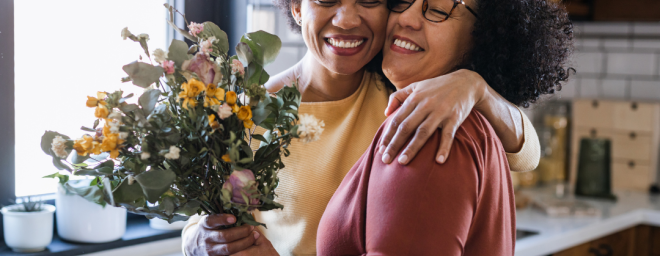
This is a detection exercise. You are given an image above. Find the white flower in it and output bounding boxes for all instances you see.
[108,119,121,134]
[121,27,132,40]
[200,36,216,55]
[108,110,122,121]
[297,114,325,144]
[137,33,150,41]
[141,152,151,160]
[127,174,135,185]
[118,132,129,140]
[212,103,233,120]
[51,136,69,158]
[164,146,180,160]
[153,48,168,64]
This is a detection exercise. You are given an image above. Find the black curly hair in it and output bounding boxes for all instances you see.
[272,0,574,107]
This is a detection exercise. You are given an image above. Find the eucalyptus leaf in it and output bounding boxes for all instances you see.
[122,61,164,88]
[135,168,176,203]
[71,154,90,165]
[64,180,105,206]
[53,157,72,172]
[240,30,282,66]
[43,172,69,185]
[113,180,144,204]
[139,89,162,116]
[175,201,201,216]
[120,104,139,113]
[235,42,254,66]
[202,22,229,54]
[158,196,176,216]
[168,39,190,68]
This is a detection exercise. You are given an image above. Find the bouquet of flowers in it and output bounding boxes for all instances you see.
[40,4,321,226]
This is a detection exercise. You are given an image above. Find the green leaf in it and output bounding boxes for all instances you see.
[235,42,254,66]
[43,172,69,184]
[65,180,105,205]
[120,104,139,113]
[168,39,190,68]
[246,63,270,87]
[102,177,115,206]
[240,31,282,66]
[139,89,161,116]
[175,201,201,216]
[202,22,229,54]
[53,157,72,172]
[135,168,176,203]
[251,134,268,143]
[158,196,176,216]
[122,61,164,88]
[71,153,90,165]
[112,180,144,204]
[80,126,96,132]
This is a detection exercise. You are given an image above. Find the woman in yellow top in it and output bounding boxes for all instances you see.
[182,0,542,255]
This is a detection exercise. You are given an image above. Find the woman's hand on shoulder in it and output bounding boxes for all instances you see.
[379,69,487,165]
[184,214,259,256]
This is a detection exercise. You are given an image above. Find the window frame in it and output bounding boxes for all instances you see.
[0,0,16,241]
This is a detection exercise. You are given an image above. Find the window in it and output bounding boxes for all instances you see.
[14,0,168,197]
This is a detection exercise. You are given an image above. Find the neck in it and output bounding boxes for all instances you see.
[295,52,365,102]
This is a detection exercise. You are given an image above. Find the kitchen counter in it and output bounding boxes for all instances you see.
[515,186,660,256]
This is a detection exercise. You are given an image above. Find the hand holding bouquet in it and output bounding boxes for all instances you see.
[40,4,322,227]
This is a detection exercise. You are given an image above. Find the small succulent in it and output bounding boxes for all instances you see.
[7,196,44,212]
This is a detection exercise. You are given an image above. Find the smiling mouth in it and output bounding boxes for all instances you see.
[393,38,424,52]
[326,38,366,49]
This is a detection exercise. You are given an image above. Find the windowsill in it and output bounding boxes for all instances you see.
[0,216,181,256]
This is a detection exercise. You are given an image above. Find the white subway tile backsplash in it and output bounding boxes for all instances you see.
[602,39,631,50]
[575,52,604,75]
[607,53,656,76]
[633,22,660,36]
[580,78,600,98]
[632,39,660,50]
[582,22,632,36]
[630,80,660,100]
[600,79,627,99]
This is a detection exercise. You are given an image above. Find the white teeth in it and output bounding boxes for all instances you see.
[394,38,422,51]
[327,38,365,49]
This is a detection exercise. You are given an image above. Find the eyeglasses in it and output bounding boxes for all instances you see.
[387,0,479,23]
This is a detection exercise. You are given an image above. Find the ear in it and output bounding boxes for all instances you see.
[290,0,302,23]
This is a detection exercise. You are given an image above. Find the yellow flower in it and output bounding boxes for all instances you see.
[231,104,239,113]
[86,92,107,108]
[178,78,206,110]
[101,133,124,159]
[225,91,237,105]
[204,84,225,107]
[208,115,221,130]
[236,106,252,121]
[73,135,95,156]
[221,154,231,162]
[243,119,254,129]
[95,106,110,119]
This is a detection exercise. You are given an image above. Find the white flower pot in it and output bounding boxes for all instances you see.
[149,218,187,230]
[1,204,55,253]
[56,185,127,243]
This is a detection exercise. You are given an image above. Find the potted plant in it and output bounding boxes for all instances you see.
[1,197,56,252]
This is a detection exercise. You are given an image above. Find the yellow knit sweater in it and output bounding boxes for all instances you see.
[182,72,540,256]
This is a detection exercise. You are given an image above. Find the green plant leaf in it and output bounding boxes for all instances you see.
[71,154,90,165]
[168,39,190,68]
[246,63,270,87]
[202,22,229,54]
[240,31,282,66]
[43,172,69,184]
[175,201,201,216]
[235,42,254,66]
[158,196,176,216]
[65,180,105,205]
[112,180,144,204]
[135,168,176,203]
[139,89,161,116]
[53,157,72,172]
[122,61,164,88]
[102,177,115,206]
[120,104,139,113]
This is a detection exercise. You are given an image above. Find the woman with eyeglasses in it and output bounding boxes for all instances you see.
[180,0,566,254]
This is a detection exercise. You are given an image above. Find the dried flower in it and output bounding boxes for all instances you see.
[182,53,222,86]
[121,27,132,40]
[163,60,175,75]
[153,48,168,64]
[164,146,180,160]
[223,169,260,206]
[127,175,136,185]
[51,136,68,158]
[101,134,123,159]
[200,36,216,55]
[188,22,204,37]
[222,154,231,162]
[137,33,149,41]
[108,110,122,121]
[208,115,221,130]
[225,91,237,105]
[204,83,225,107]
[178,78,206,109]
[95,106,110,119]
[236,106,252,121]
[298,114,325,144]
[118,132,129,140]
[141,152,151,160]
[231,59,245,76]
[213,103,233,120]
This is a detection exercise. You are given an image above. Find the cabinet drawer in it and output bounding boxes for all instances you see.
[612,132,653,161]
[613,101,658,132]
[612,160,651,191]
[554,227,635,256]
[573,100,614,128]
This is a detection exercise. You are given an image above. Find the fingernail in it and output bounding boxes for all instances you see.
[250,225,255,231]
[398,154,408,165]
[227,216,236,224]
[379,145,385,154]
[437,155,445,164]
[382,153,391,164]
[254,231,260,239]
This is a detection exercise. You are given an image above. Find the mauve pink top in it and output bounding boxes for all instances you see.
[317,111,516,256]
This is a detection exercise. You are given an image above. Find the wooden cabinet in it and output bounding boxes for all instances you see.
[553,225,660,256]
[570,100,660,192]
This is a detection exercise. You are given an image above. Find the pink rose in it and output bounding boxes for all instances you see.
[231,59,245,76]
[182,53,222,85]
[188,22,204,37]
[222,169,260,206]
[162,60,175,74]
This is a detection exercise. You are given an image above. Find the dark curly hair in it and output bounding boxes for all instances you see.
[273,0,574,107]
